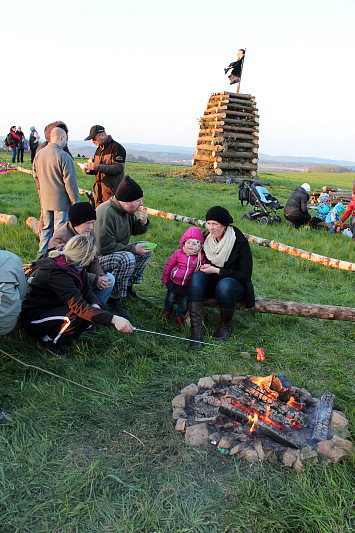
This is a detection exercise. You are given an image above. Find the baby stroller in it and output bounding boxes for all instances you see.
[238,180,283,225]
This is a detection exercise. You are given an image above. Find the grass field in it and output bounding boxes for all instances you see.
[0,154,354,533]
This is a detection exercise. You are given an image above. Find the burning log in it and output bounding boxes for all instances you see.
[26,216,39,235]
[0,213,17,224]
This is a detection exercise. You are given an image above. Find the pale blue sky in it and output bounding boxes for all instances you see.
[2,0,355,160]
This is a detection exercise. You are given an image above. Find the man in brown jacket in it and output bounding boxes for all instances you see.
[48,202,114,306]
[82,125,126,206]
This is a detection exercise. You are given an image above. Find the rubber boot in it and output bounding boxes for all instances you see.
[213,308,235,340]
[188,302,204,350]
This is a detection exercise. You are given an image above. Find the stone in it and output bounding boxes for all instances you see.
[253,441,265,461]
[298,388,313,403]
[293,455,304,471]
[266,451,278,464]
[240,351,251,358]
[218,435,236,450]
[331,435,353,453]
[221,374,233,383]
[315,439,348,463]
[333,427,351,439]
[180,383,199,396]
[208,431,222,445]
[230,441,249,455]
[282,449,299,467]
[232,376,244,385]
[175,418,186,432]
[172,407,187,420]
[300,446,318,464]
[171,394,190,408]
[330,411,349,429]
[241,448,259,463]
[197,377,216,390]
[212,374,222,383]
[185,423,210,446]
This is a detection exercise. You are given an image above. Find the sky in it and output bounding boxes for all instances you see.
[2,0,355,161]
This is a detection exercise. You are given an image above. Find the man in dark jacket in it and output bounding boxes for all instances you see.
[284,183,312,228]
[29,126,40,163]
[82,125,126,206]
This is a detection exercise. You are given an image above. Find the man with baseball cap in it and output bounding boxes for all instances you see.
[94,176,154,318]
[82,125,126,206]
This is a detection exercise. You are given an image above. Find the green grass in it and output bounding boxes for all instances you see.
[0,154,354,532]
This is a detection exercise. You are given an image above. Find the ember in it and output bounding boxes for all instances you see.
[172,374,353,469]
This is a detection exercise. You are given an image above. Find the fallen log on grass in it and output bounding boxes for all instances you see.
[0,213,17,224]
[205,298,355,322]
[26,217,40,235]
[142,207,355,272]
[9,164,33,175]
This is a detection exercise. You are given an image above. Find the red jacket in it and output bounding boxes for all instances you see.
[9,131,20,147]
[341,196,355,223]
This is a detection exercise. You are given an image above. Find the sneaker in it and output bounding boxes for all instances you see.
[36,339,67,358]
[127,286,148,302]
[111,299,131,319]
[176,316,185,327]
[85,324,97,334]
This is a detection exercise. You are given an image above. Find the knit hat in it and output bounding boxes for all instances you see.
[319,193,329,203]
[68,202,96,228]
[30,126,35,132]
[334,203,345,213]
[301,183,311,192]
[205,206,233,227]
[115,176,143,202]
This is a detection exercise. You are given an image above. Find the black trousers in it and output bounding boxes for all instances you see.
[17,148,24,163]
[30,147,37,163]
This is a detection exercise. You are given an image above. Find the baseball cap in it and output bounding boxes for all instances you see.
[84,125,105,141]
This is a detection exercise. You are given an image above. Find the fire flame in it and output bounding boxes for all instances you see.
[287,396,303,411]
[248,412,259,432]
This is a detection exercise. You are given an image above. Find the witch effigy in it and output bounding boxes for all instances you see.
[224,49,245,94]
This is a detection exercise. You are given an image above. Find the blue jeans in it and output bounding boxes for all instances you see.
[92,272,115,305]
[164,290,188,317]
[188,271,244,310]
[39,210,68,256]
[11,146,18,163]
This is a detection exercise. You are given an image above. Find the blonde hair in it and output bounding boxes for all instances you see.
[49,233,96,267]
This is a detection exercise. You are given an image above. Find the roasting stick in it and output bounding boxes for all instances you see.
[133,327,235,349]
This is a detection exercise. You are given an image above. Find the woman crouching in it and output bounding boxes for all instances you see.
[21,234,133,357]
[188,206,255,349]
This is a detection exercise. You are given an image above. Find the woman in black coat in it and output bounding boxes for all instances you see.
[188,206,255,350]
[21,233,133,357]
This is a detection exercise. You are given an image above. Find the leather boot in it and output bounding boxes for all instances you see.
[188,302,204,350]
[213,308,235,340]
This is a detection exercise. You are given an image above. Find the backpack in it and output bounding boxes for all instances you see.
[4,133,12,147]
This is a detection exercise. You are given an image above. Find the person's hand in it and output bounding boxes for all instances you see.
[96,275,111,290]
[136,207,148,225]
[87,162,99,172]
[111,315,134,333]
[200,264,220,275]
[81,166,89,174]
[135,243,152,256]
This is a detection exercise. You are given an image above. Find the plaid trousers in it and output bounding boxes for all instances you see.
[98,244,153,297]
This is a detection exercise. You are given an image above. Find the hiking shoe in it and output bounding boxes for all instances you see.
[175,316,185,327]
[111,299,131,319]
[162,310,171,320]
[127,286,148,302]
[37,339,67,359]
[0,405,9,424]
[85,324,97,334]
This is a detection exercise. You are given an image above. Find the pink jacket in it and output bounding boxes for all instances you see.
[341,196,355,223]
[162,227,206,287]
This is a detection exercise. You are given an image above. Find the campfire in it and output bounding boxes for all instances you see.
[172,374,353,469]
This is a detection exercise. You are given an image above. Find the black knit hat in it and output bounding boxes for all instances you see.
[205,206,233,227]
[68,202,96,227]
[115,176,143,202]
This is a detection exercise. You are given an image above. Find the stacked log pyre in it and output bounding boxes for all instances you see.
[193,91,259,183]
[310,187,352,207]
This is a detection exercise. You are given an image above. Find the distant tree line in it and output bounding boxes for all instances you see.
[310,165,353,173]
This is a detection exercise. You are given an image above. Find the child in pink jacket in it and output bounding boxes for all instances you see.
[162,227,206,326]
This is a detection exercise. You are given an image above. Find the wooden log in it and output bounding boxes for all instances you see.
[9,165,33,175]
[205,298,355,322]
[211,92,255,101]
[0,213,17,224]
[215,156,258,164]
[214,168,257,177]
[142,206,206,227]
[217,105,259,115]
[193,153,215,162]
[214,161,258,170]
[196,144,224,151]
[224,110,259,119]
[226,142,259,150]
[197,136,224,143]
[208,97,257,108]
[212,150,257,159]
[244,233,355,272]
[203,113,227,119]
[212,132,259,141]
[26,216,40,235]
[208,127,258,137]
